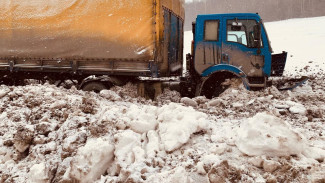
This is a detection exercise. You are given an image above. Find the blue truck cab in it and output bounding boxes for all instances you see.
[184,13,287,98]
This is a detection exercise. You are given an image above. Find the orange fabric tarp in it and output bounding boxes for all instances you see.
[0,0,156,60]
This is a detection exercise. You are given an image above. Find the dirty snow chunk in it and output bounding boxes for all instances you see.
[180,97,198,107]
[208,98,226,107]
[146,167,192,183]
[263,160,280,173]
[146,130,160,159]
[209,143,227,155]
[303,146,325,162]
[157,103,208,152]
[285,101,307,115]
[114,130,142,166]
[248,157,264,168]
[289,105,307,115]
[274,104,290,109]
[29,163,51,183]
[14,125,34,153]
[0,146,14,164]
[232,102,243,108]
[201,154,221,167]
[69,137,114,183]
[126,105,158,134]
[132,146,145,163]
[236,112,306,156]
[50,100,67,109]
[0,89,8,98]
[100,90,121,101]
[196,162,206,175]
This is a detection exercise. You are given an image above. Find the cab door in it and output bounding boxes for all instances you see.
[194,17,223,74]
[221,16,265,77]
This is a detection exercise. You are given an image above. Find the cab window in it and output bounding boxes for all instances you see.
[226,19,262,48]
[204,20,219,41]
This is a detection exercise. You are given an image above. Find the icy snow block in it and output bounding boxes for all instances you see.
[126,105,158,134]
[114,130,142,165]
[69,137,114,183]
[236,112,306,157]
[100,90,121,101]
[180,97,198,107]
[157,103,208,152]
[29,163,51,183]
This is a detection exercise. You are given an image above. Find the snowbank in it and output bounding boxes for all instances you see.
[157,103,209,152]
[236,112,306,156]
[69,137,114,183]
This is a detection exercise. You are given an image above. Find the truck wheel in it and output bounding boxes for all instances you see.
[201,72,235,99]
[81,82,108,93]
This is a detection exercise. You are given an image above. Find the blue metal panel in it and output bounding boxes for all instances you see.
[169,14,179,65]
[201,64,245,77]
[164,10,182,75]
[195,13,273,77]
[260,24,272,76]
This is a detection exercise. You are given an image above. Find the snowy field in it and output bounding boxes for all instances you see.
[1,17,325,183]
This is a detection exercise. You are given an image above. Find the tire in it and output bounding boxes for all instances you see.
[211,83,229,98]
[201,72,236,99]
[81,81,108,93]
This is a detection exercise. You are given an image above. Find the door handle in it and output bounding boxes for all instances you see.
[222,53,229,62]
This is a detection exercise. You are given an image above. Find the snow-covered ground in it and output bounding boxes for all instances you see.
[1,17,325,183]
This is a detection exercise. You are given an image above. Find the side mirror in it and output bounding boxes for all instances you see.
[253,24,262,48]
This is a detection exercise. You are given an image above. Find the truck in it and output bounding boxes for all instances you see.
[0,0,287,99]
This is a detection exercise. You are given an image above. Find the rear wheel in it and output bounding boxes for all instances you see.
[81,81,109,93]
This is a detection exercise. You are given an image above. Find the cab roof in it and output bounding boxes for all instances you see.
[197,13,261,20]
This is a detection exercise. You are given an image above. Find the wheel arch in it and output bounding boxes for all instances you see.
[199,65,250,98]
[201,64,250,90]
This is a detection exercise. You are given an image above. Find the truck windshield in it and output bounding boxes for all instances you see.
[227,19,262,48]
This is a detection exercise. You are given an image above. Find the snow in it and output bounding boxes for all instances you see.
[236,112,306,157]
[0,16,325,183]
[158,103,209,152]
[265,16,325,74]
[28,163,51,183]
[69,137,114,183]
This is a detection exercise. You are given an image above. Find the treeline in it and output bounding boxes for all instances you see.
[185,0,325,30]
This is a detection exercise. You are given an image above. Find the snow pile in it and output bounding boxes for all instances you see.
[0,78,324,182]
[69,137,114,183]
[124,105,158,133]
[236,112,306,156]
[157,103,208,152]
[113,130,142,166]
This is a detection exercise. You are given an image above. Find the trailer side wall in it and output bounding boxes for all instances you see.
[0,0,155,60]
[0,0,184,78]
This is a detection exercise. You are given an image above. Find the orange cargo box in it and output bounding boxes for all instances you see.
[0,0,184,76]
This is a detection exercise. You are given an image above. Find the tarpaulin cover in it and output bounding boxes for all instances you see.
[0,0,156,60]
